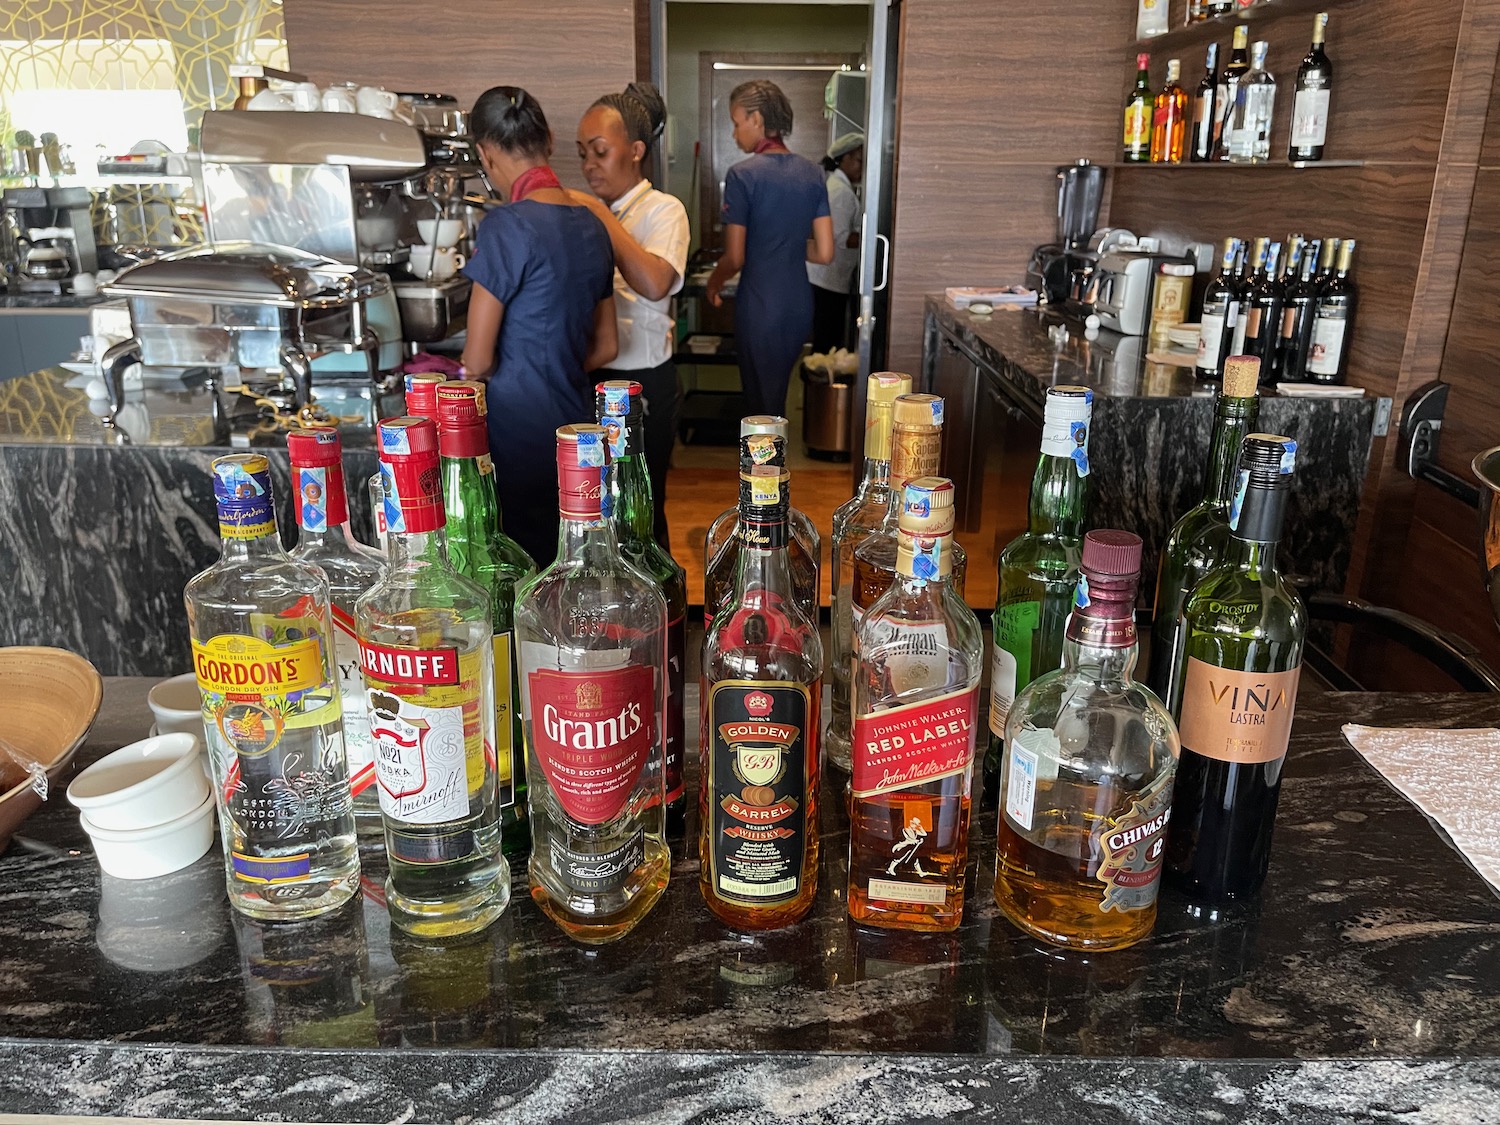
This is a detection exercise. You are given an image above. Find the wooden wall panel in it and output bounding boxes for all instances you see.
[282,0,636,189]
[1436,167,1500,474]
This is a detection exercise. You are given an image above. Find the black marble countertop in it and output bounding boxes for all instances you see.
[1,683,1497,1122]
[0,291,108,310]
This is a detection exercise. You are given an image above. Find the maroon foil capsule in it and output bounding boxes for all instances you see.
[556,424,610,521]
[1070,529,1143,648]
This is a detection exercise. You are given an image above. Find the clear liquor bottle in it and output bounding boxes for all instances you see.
[995,531,1180,952]
[1166,435,1306,905]
[517,424,670,944]
[368,373,446,553]
[185,453,360,920]
[1228,40,1276,164]
[827,370,913,775]
[701,431,823,930]
[435,382,536,853]
[287,427,386,837]
[356,416,509,938]
[704,415,821,629]
[596,379,689,834]
[981,385,1092,801]
[1146,356,1260,717]
[848,477,983,932]
[1214,25,1251,160]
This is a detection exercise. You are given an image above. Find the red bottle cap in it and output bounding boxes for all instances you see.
[404,372,447,419]
[1071,529,1142,647]
[435,382,490,459]
[1137,52,1150,69]
[286,426,350,529]
[556,424,609,521]
[286,425,343,468]
[378,416,445,535]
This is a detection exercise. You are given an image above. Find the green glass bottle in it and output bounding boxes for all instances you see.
[434,383,536,853]
[982,385,1092,803]
[1166,434,1306,906]
[1146,355,1260,718]
[597,379,689,834]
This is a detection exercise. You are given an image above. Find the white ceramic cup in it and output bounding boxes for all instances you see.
[356,85,399,119]
[321,84,357,113]
[409,244,464,281]
[80,789,216,880]
[148,672,204,740]
[67,732,210,832]
[288,82,322,112]
[416,218,464,249]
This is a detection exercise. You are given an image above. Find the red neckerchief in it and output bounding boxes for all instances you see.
[510,165,563,202]
[753,137,789,155]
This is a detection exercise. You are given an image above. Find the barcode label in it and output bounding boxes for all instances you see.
[1005,745,1039,832]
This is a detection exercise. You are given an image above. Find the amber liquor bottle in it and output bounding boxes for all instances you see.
[848,477,983,932]
[700,431,823,930]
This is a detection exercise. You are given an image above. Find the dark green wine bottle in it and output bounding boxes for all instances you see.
[436,383,537,853]
[1147,355,1261,717]
[1165,433,1306,905]
[597,380,689,835]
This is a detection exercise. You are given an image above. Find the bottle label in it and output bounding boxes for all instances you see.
[1179,657,1301,764]
[1096,771,1172,912]
[494,631,518,809]
[213,459,277,541]
[989,599,1039,735]
[1123,104,1149,148]
[890,428,942,485]
[552,828,645,895]
[365,647,485,825]
[1244,306,1263,340]
[294,465,349,531]
[1004,742,1038,831]
[1291,87,1330,147]
[706,681,813,907]
[851,684,979,799]
[1307,312,1347,376]
[1197,310,1225,368]
[665,613,687,804]
[387,825,477,866]
[1040,418,1090,476]
[330,607,374,796]
[527,665,656,825]
[1280,305,1299,341]
[193,633,326,702]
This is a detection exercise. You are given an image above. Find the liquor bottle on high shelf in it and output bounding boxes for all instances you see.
[1150,59,1188,164]
[596,380,688,834]
[1189,43,1220,163]
[186,454,361,920]
[1230,237,1266,356]
[435,383,536,852]
[1241,240,1283,380]
[1166,435,1305,905]
[1187,0,1208,22]
[848,477,983,932]
[1208,0,1233,14]
[1146,356,1261,716]
[517,425,670,943]
[1214,26,1251,161]
[994,531,1180,952]
[1306,239,1357,385]
[1228,41,1276,164]
[1123,54,1153,164]
[701,431,822,930]
[357,417,508,938]
[369,372,446,553]
[1289,12,1333,163]
[1195,237,1243,380]
[287,427,385,838]
[704,415,821,629]
[1277,238,1323,382]
[827,371,913,775]
[981,386,1092,802]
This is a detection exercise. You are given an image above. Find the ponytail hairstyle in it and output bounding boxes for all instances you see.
[729,79,793,138]
[593,81,666,157]
[471,85,552,158]
[820,154,838,173]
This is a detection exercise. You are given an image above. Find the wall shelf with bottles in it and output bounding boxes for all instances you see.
[1134,0,1358,52]
[1108,158,1363,169]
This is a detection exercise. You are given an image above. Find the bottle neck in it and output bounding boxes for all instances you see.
[1204,397,1259,504]
[1028,452,1086,537]
[1061,633,1138,685]
[856,454,890,499]
[1229,480,1288,577]
[293,521,363,555]
[386,525,452,570]
[220,524,288,563]
[609,415,656,548]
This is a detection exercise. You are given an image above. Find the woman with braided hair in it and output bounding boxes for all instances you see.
[705,79,836,417]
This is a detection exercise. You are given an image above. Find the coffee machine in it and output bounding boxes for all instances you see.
[1,185,99,293]
[1026,159,1105,305]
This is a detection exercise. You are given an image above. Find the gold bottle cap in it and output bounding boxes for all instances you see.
[1221,356,1260,397]
[896,476,956,579]
[892,393,944,430]
[866,397,896,462]
[867,371,912,406]
[890,394,945,489]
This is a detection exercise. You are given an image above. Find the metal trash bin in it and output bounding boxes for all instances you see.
[801,362,851,459]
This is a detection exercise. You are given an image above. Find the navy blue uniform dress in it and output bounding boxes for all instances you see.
[463,200,614,566]
[722,152,831,417]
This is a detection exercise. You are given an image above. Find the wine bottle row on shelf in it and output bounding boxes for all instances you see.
[182,365,1307,954]
[1125,13,1333,165]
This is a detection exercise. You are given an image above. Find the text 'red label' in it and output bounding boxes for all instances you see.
[359,641,460,686]
[528,665,656,825]
[851,685,980,800]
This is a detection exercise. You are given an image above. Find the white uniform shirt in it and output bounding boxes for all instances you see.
[806,167,861,294]
[609,180,690,371]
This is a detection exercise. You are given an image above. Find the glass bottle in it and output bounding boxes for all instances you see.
[1195,237,1242,379]
[368,372,446,553]
[827,371,913,774]
[1307,239,1357,385]
[995,530,1180,952]
[1277,238,1323,382]
[517,424,670,944]
[1228,41,1276,164]
[1188,43,1220,163]
[1166,435,1305,905]
[435,382,536,852]
[1214,25,1250,161]
[287,427,386,838]
[848,477,983,932]
[1123,53,1152,163]
[185,453,360,920]
[356,417,509,938]
[704,415,822,629]
[1289,12,1333,162]
[596,379,689,834]
[701,431,823,930]
[1230,237,1265,356]
[1150,59,1188,164]
[1241,240,1283,380]
[982,385,1092,801]
[1146,356,1261,716]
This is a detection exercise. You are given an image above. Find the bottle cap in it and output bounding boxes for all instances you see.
[1041,386,1093,475]
[1233,24,1248,45]
[1222,356,1261,398]
[889,393,945,489]
[287,427,349,531]
[1137,52,1150,69]
[286,425,342,468]
[1081,528,1142,578]
[556,424,610,521]
[741,415,789,439]
[1166,59,1180,79]
[435,382,490,459]
[868,371,912,405]
[1229,434,1297,538]
[897,476,956,581]
[1068,529,1142,646]
[403,372,446,419]
[210,453,277,541]
[378,416,445,535]
[892,392,944,429]
[595,379,643,418]
[1239,433,1297,483]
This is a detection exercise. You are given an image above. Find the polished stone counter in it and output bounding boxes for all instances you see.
[0,683,1496,1122]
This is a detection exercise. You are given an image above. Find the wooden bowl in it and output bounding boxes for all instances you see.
[0,647,104,851]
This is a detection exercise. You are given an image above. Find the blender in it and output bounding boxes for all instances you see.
[1026,159,1105,305]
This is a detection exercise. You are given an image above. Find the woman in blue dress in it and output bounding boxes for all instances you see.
[705,80,835,418]
[461,86,618,565]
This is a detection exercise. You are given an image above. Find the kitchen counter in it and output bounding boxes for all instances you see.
[1,683,1497,1122]
[0,291,109,310]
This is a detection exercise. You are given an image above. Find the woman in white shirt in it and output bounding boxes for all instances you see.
[807,132,864,353]
[574,83,690,547]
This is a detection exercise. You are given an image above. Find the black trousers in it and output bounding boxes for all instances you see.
[811,283,853,353]
[598,358,679,549]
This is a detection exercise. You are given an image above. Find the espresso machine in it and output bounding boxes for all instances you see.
[1026,159,1105,305]
[1,185,99,294]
